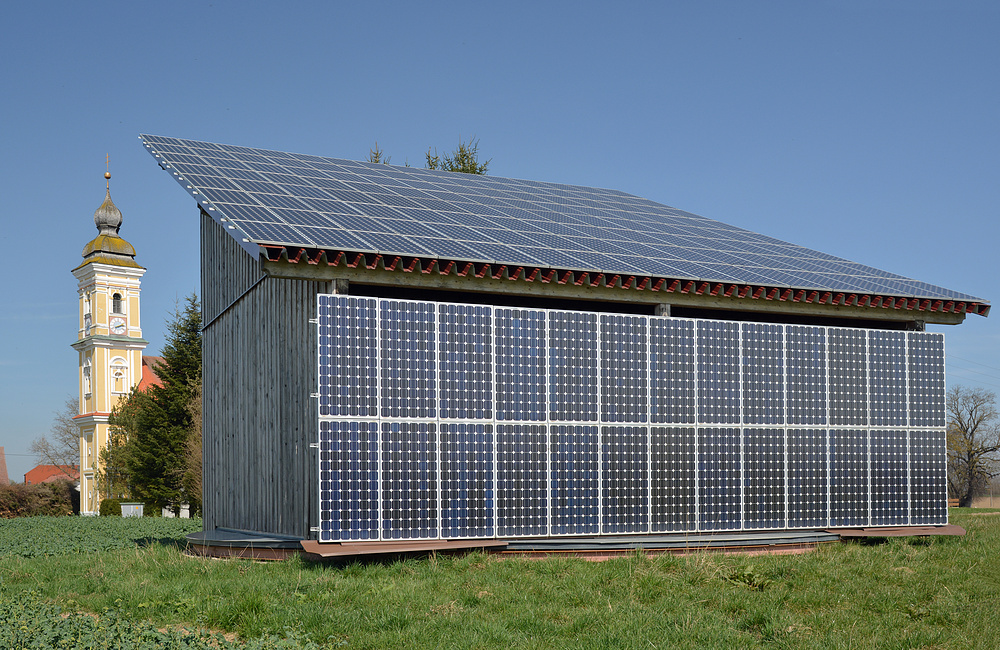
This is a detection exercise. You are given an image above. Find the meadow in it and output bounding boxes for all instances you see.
[0,511,998,649]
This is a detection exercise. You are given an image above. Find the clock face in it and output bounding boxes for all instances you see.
[110,317,126,335]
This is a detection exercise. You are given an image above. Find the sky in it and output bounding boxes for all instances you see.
[1,1,997,482]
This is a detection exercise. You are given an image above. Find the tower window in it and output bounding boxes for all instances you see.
[112,292,124,314]
[111,357,128,394]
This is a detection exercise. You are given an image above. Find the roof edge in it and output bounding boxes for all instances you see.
[258,245,989,320]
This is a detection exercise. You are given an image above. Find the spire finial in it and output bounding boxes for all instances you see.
[105,154,111,189]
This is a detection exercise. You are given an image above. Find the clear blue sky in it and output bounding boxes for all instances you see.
[1,1,997,482]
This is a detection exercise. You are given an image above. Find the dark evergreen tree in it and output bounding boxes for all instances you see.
[102,294,202,511]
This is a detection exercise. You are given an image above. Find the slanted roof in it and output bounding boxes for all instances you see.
[140,135,988,319]
[24,465,80,484]
[137,355,164,392]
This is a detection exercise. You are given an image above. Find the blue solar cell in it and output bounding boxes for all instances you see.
[870,429,908,526]
[381,421,438,539]
[317,296,378,417]
[550,425,600,535]
[650,427,696,532]
[495,309,546,422]
[830,429,869,527]
[785,326,827,425]
[869,331,907,426]
[497,424,548,536]
[908,333,946,427]
[787,429,828,528]
[438,304,492,419]
[743,428,785,529]
[910,429,948,525]
[440,423,494,538]
[600,314,647,423]
[601,426,649,533]
[698,427,742,531]
[319,421,379,541]
[548,311,598,421]
[829,329,868,426]
[742,324,784,426]
[697,321,740,424]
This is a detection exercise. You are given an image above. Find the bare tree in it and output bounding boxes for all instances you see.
[947,385,1000,507]
[29,395,80,474]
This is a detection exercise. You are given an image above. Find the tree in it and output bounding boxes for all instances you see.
[366,138,491,174]
[101,294,202,511]
[425,137,490,175]
[947,385,1000,507]
[30,395,80,472]
[367,141,390,165]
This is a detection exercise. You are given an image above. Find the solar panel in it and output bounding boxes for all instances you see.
[316,295,949,541]
[141,134,985,302]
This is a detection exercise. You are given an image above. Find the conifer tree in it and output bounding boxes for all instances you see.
[101,294,202,511]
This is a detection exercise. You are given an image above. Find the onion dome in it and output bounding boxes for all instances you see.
[76,173,143,270]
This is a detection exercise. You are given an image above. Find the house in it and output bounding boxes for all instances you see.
[24,465,80,485]
[141,134,988,550]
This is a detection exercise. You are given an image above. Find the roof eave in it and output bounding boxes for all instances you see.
[257,245,986,324]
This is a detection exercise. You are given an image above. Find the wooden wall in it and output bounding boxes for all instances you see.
[201,213,329,538]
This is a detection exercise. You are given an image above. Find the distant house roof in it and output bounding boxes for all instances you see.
[24,465,80,485]
[141,134,989,319]
[138,355,164,392]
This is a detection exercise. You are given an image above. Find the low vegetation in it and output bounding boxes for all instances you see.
[0,511,998,648]
[0,481,77,518]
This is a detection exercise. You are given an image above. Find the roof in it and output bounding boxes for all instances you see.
[140,134,989,318]
[137,355,164,392]
[24,465,80,484]
[75,186,143,271]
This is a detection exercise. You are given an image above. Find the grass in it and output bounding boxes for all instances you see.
[1,511,998,648]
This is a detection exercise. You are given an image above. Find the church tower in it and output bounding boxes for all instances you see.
[72,172,148,515]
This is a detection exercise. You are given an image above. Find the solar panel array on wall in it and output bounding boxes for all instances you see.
[316,295,948,542]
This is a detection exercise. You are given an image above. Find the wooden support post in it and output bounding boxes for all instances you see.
[333,279,349,295]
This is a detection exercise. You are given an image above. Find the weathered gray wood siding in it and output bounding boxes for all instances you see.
[201,213,328,538]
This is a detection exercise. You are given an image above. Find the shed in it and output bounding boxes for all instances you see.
[141,135,988,547]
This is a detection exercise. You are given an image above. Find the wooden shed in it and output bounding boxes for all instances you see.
[141,135,988,549]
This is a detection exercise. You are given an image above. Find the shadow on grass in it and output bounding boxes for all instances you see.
[133,536,193,550]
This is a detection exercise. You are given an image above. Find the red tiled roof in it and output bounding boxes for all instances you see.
[262,247,992,318]
[138,355,165,392]
[24,465,80,484]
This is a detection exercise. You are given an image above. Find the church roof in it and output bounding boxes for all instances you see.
[76,179,142,271]
[140,134,989,318]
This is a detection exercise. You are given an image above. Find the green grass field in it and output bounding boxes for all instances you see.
[1,511,998,649]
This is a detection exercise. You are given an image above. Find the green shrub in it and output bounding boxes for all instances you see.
[99,498,123,517]
[0,481,76,518]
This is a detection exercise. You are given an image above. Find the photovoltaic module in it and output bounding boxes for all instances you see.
[316,294,948,542]
[139,134,984,303]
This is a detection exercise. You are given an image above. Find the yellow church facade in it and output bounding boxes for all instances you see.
[72,175,150,515]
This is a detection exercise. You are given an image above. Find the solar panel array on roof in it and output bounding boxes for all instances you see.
[141,134,982,302]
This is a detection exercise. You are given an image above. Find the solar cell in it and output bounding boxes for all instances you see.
[143,134,984,302]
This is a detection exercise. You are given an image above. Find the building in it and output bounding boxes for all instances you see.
[141,135,988,548]
[72,174,152,515]
[24,465,80,485]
